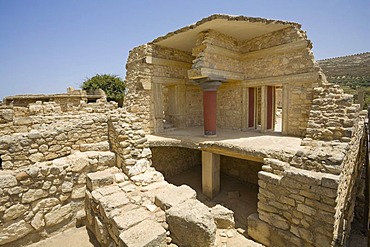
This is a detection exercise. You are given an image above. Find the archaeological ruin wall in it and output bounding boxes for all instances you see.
[248,81,366,247]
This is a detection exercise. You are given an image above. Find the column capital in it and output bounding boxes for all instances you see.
[197,80,223,91]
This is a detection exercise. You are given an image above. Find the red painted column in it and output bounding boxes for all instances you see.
[199,81,222,137]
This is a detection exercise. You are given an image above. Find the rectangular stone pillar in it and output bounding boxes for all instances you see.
[260,86,267,132]
[202,151,220,199]
[152,83,164,133]
[282,84,289,135]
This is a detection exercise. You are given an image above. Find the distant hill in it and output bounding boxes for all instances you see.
[318,52,370,108]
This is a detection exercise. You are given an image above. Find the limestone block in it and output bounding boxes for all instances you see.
[33,198,60,213]
[0,174,17,188]
[131,168,164,186]
[98,152,116,166]
[86,169,114,191]
[247,213,270,246]
[3,204,29,221]
[128,159,150,176]
[112,207,150,232]
[72,185,86,199]
[80,141,110,152]
[210,204,235,229]
[99,191,129,213]
[61,181,73,193]
[119,219,166,247]
[31,211,45,230]
[69,155,89,172]
[44,204,72,227]
[166,199,216,247]
[0,219,33,245]
[22,189,48,203]
[155,184,196,211]
[94,215,109,246]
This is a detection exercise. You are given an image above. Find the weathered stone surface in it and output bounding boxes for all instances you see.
[31,211,45,230]
[166,199,216,247]
[119,219,166,247]
[211,204,235,229]
[44,204,72,227]
[131,168,164,186]
[3,204,29,221]
[0,174,17,188]
[86,169,114,191]
[80,141,109,152]
[22,189,48,203]
[113,207,150,231]
[0,220,33,245]
[155,184,196,210]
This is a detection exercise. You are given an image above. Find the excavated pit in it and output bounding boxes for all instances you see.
[151,146,262,234]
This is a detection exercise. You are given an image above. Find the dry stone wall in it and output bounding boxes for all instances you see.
[0,98,166,246]
[249,88,366,247]
[0,151,115,246]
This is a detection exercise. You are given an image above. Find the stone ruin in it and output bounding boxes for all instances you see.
[0,14,367,247]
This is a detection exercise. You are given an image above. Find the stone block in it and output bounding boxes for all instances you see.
[210,204,235,229]
[112,207,150,232]
[0,174,17,188]
[119,219,166,247]
[155,184,196,211]
[247,213,270,246]
[166,199,216,247]
[44,204,72,227]
[131,168,164,186]
[80,141,110,152]
[86,169,114,191]
[0,219,33,245]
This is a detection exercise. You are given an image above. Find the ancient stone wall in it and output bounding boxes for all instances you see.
[220,156,263,185]
[0,151,115,246]
[0,98,164,246]
[124,45,155,133]
[185,85,203,127]
[304,82,360,143]
[333,119,366,245]
[248,98,366,246]
[217,83,243,129]
[151,147,201,178]
[0,101,115,170]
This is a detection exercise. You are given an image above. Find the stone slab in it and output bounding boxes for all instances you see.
[166,199,216,247]
[119,219,166,247]
[154,184,196,210]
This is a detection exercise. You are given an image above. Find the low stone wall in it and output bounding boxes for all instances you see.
[248,117,366,247]
[220,156,263,185]
[0,150,116,246]
[151,147,201,178]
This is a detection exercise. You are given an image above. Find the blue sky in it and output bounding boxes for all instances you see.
[0,0,369,100]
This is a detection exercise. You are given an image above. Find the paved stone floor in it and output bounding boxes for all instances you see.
[147,127,303,158]
[27,226,98,247]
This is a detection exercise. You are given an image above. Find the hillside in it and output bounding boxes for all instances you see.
[318,52,370,108]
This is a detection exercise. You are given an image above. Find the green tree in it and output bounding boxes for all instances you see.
[81,74,125,104]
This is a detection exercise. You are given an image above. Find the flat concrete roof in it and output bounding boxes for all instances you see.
[151,14,301,52]
[147,127,303,162]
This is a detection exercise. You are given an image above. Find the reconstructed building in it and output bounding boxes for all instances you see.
[125,14,321,137]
